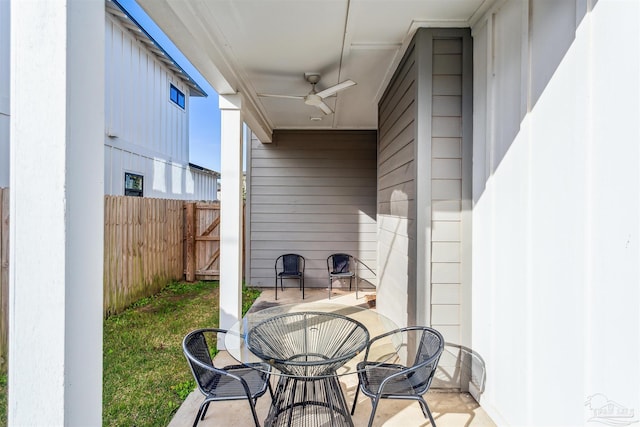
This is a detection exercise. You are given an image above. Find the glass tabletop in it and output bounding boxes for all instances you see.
[225,301,401,378]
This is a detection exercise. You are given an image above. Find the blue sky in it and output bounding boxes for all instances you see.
[117,0,222,172]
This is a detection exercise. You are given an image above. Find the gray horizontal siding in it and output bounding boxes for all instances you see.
[376,29,471,391]
[248,130,377,289]
[251,204,377,215]
[251,213,371,223]
[377,41,417,329]
[251,176,375,187]
[430,37,465,385]
[252,167,376,178]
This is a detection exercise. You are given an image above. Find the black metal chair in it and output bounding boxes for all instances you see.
[182,328,273,427]
[350,326,445,427]
[274,253,305,300]
[326,253,355,299]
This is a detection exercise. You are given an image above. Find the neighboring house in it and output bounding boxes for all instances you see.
[104,0,218,200]
[187,163,220,202]
[0,0,219,201]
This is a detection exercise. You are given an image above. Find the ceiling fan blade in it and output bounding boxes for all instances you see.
[315,79,356,99]
[316,101,333,115]
[257,93,305,100]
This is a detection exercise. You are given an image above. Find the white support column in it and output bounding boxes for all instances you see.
[0,0,9,188]
[218,94,243,333]
[9,1,104,425]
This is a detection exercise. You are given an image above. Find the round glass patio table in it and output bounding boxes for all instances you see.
[225,302,400,427]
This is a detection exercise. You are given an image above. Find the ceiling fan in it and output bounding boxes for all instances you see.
[257,73,356,115]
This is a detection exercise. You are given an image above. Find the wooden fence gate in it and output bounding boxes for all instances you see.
[184,202,221,281]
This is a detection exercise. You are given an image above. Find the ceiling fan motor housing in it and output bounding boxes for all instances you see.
[305,73,321,85]
[304,93,322,106]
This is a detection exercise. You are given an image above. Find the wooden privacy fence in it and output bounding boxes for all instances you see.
[0,194,223,366]
[104,196,184,316]
[0,188,8,368]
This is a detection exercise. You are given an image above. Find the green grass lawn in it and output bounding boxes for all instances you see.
[0,280,261,427]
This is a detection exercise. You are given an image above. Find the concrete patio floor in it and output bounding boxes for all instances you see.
[169,286,496,427]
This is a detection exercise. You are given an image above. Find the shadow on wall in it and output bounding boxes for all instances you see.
[433,343,487,403]
[474,1,590,203]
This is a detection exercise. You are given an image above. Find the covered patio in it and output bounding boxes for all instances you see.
[7,0,639,425]
[169,288,496,427]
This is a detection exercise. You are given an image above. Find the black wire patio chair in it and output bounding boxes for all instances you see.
[274,253,305,300]
[326,253,355,299]
[182,328,274,427]
[350,326,445,427]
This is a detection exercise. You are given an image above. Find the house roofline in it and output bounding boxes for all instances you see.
[107,0,207,97]
[189,163,220,177]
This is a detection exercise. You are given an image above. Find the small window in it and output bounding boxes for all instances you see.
[124,172,143,197]
[170,84,185,109]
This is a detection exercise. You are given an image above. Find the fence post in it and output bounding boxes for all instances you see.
[185,202,196,282]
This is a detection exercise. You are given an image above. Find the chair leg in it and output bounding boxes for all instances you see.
[328,277,332,299]
[247,399,262,427]
[267,378,275,400]
[200,401,211,421]
[193,400,208,427]
[349,275,353,290]
[350,383,361,415]
[367,396,381,427]
[301,276,305,299]
[421,398,437,426]
[277,276,285,301]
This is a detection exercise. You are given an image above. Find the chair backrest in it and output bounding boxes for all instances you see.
[183,329,221,393]
[408,327,444,393]
[275,254,303,275]
[329,253,351,273]
[281,254,302,274]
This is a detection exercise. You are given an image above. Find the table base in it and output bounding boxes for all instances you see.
[266,375,354,427]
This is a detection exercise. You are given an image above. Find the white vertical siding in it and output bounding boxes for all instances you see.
[472,0,640,425]
[188,168,218,201]
[103,144,217,201]
[247,130,377,290]
[105,15,189,163]
[0,0,9,187]
[104,13,214,200]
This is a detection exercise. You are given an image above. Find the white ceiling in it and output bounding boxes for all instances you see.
[137,0,490,140]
